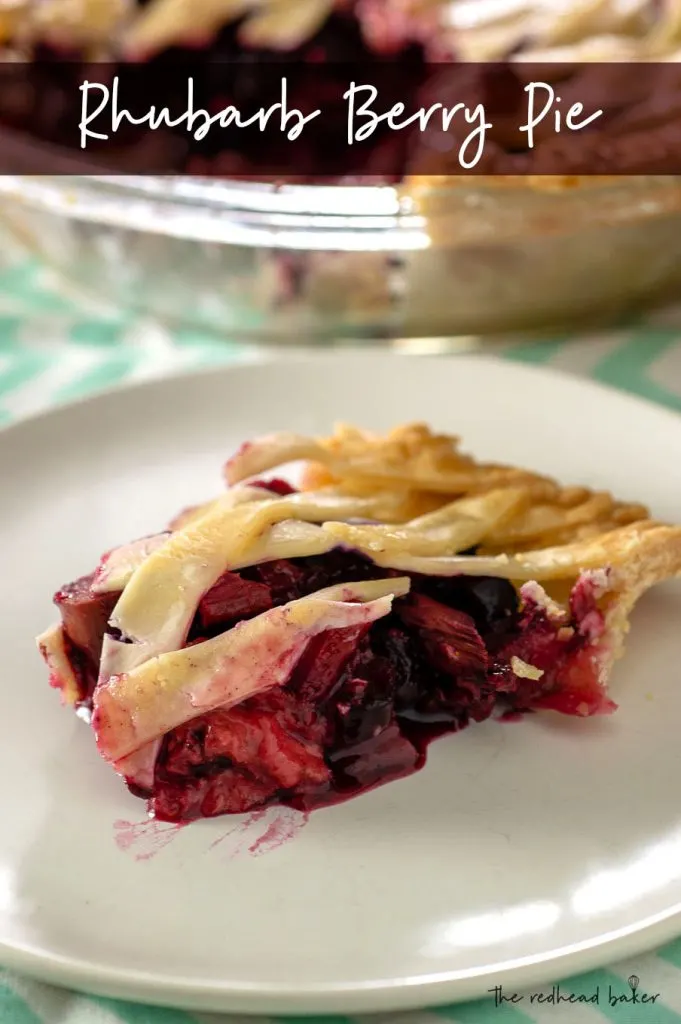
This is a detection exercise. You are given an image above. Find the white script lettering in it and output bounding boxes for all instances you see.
[344,82,491,169]
[79,76,321,149]
[520,82,603,148]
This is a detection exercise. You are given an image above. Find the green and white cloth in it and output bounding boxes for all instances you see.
[2,252,681,1024]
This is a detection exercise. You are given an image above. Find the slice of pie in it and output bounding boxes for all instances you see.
[38,423,681,823]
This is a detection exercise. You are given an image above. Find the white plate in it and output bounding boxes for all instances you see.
[2,352,681,1016]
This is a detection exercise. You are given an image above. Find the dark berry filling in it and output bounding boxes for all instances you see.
[249,478,299,497]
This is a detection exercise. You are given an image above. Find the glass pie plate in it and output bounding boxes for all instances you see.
[0,169,681,343]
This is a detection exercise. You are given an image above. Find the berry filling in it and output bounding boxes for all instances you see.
[50,503,614,822]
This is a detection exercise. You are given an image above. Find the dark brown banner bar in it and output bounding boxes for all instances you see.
[1,61,680,177]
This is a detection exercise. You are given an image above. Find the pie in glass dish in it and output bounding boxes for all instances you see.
[5,0,680,181]
[37,423,681,823]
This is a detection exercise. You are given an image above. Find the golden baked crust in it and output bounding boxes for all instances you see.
[224,421,654,555]
[224,421,681,691]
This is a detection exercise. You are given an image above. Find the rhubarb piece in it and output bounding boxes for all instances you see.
[398,593,488,678]
[54,573,120,668]
[198,571,273,629]
[52,574,121,701]
[287,624,371,703]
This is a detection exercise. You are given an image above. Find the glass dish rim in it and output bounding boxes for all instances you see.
[1,172,681,253]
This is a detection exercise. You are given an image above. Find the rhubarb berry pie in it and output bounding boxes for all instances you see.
[38,423,681,824]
